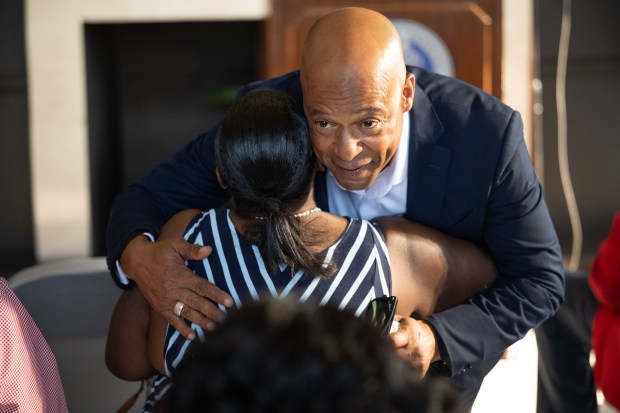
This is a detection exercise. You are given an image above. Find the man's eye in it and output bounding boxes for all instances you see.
[317,120,330,128]
[361,119,379,128]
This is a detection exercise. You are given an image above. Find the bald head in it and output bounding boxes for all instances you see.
[298,8,415,191]
[301,7,406,85]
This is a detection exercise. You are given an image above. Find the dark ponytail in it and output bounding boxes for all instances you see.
[215,89,334,278]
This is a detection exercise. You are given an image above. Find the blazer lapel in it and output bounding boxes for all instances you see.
[405,83,451,224]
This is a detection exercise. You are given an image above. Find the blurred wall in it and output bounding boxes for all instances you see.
[537,0,620,271]
[0,0,35,275]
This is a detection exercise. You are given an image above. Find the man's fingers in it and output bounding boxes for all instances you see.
[126,236,234,338]
[173,239,234,308]
[176,305,217,333]
[390,322,427,376]
[187,275,234,309]
[183,289,228,325]
[177,240,213,261]
[388,316,436,377]
[168,271,231,330]
[167,313,197,341]
[388,315,408,348]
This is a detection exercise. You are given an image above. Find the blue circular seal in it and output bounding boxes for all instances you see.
[391,18,455,77]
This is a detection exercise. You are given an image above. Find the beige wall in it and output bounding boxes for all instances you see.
[25,0,270,261]
[25,0,533,261]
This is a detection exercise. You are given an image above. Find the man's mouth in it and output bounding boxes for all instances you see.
[333,162,369,176]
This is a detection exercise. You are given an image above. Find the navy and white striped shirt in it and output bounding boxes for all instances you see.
[143,208,392,412]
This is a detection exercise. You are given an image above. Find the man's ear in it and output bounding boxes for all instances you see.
[215,167,228,189]
[401,73,415,112]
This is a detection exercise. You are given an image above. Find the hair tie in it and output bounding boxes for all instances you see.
[261,197,281,213]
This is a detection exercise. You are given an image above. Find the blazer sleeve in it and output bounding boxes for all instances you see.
[105,127,229,288]
[424,111,565,376]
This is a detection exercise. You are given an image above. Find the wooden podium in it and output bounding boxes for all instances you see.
[261,0,502,98]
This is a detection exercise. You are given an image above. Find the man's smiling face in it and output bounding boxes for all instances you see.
[300,6,414,191]
[302,70,414,191]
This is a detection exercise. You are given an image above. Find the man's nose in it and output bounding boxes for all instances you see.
[335,129,362,161]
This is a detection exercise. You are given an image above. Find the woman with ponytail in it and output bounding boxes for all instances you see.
[213,90,335,280]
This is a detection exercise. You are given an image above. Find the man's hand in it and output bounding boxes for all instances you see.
[389,315,440,377]
[120,235,233,340]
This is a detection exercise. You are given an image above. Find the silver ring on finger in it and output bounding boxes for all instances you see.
[174,301,187,318]
[180,304,190,318]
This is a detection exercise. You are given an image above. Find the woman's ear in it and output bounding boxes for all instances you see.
[215,167,228,189]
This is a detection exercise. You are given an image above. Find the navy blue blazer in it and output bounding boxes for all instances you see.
[107,67,564,399]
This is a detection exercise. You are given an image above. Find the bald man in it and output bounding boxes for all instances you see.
[106,7,564,407]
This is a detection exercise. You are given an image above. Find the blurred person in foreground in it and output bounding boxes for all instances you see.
[161,298,461,413]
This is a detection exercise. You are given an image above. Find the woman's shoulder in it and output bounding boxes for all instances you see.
[162,208,231,241]
[182,208,233,238]
[160,208,202,240]
[354,218,387,240]
[337,218,389,254]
